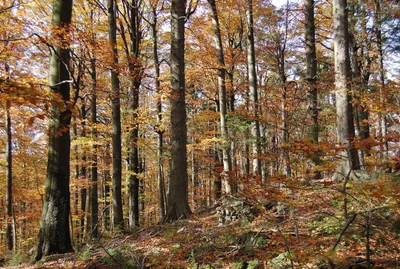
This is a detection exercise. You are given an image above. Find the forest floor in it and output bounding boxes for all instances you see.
[5,175,400,268]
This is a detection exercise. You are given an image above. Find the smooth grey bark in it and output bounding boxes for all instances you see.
[349,3,371,169]
[35,0,73,260]
[228,73,239,192]
[246,0,262,177]
[208,0,232,194]
[121,0,142,230]
[332,0,360,181]
[278,2,291,178]
[90,54,98,238]
[191,149,197,208]
[108,0,123,230]
[102,144,112,231]
[305,0,321,178]
[165,0,192,222]
[374,0,389,166]
[150,5,166,220]
[214,145,222,200]
[5,102,13,251]
[72,121,79,242]
[79,104,87,237]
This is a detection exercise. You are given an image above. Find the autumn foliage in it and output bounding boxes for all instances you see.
[0,0,399,268]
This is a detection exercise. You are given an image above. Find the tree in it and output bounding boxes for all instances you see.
[120,0,143,230]
[374,0,389,167]
[4,100,13,251]
[89,9,99,239]
[35,0,73,260]
[348,1,371,168]
[207,0,232,194]
[332,0,360,181]
[148,0,166,220]
[108,0,124,230]
[305,0,321,178]
[164,0,192,222]
[246,0,262,178]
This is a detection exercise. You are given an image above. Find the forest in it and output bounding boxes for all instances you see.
[0,0,399,268]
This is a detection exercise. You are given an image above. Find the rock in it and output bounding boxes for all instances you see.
[351,170,372,181]
[216,196,261,225]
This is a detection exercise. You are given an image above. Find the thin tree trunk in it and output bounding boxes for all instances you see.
[151,5,166,221]
[349,3,371,169]
[279,1,291,178]
[282,86,291,178]
[5,102,13,251]
[374,0,389,169]
[80,104,87,237]
[108,0,124,230]
[246,0,262,177]
[12,206,16,252]
[36,0,73,260]
[90,54,99,238]
[305,0,321,178]
[191,149,197,208]
[227,71,239,191]
[124,0,142,230]
[73,121,79,241]
[208,0,232,194]
[214,147,222,200]
[102,144,112,231]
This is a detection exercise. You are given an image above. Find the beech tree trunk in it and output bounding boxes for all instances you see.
[90,54,99,238]
[349,3,371,169]
[208,0,232,194]
[35,0,73,260]
[374,0,389,168]
[72,121,79,242]
[79,104,87,237]
[305,0,321,178]
[124,0,142,230]
[102,144,112,231]
[165,0,192,222]
[246,0,262,177]
[332,0,360,181]
[5,102,13,251]
[151,5,166,220]
[108,0,124,230]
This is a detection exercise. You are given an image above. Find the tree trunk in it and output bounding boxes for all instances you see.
[332,0,360,181]
[374,0,389,169]
[305,0,321,179]
[151,6,166,220]
[5,102,13,251]
[90,54,99,238]
[279,2,291,178]
[124,0,142,231]
[73,121,79,242]
[108,0,124,230]
[246,0,262,177]
[349,3,371,169]
[227,71,239,191]
[35,0,73,260]
[164,0,192,222]
[102,144,112,231]
[80,104,87,237]
[208,0,232,194]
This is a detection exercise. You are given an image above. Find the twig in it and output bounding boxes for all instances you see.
[249,228,264,246]
[331,213,357,252]
[100,244,121,265]
[277,226,294,269]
